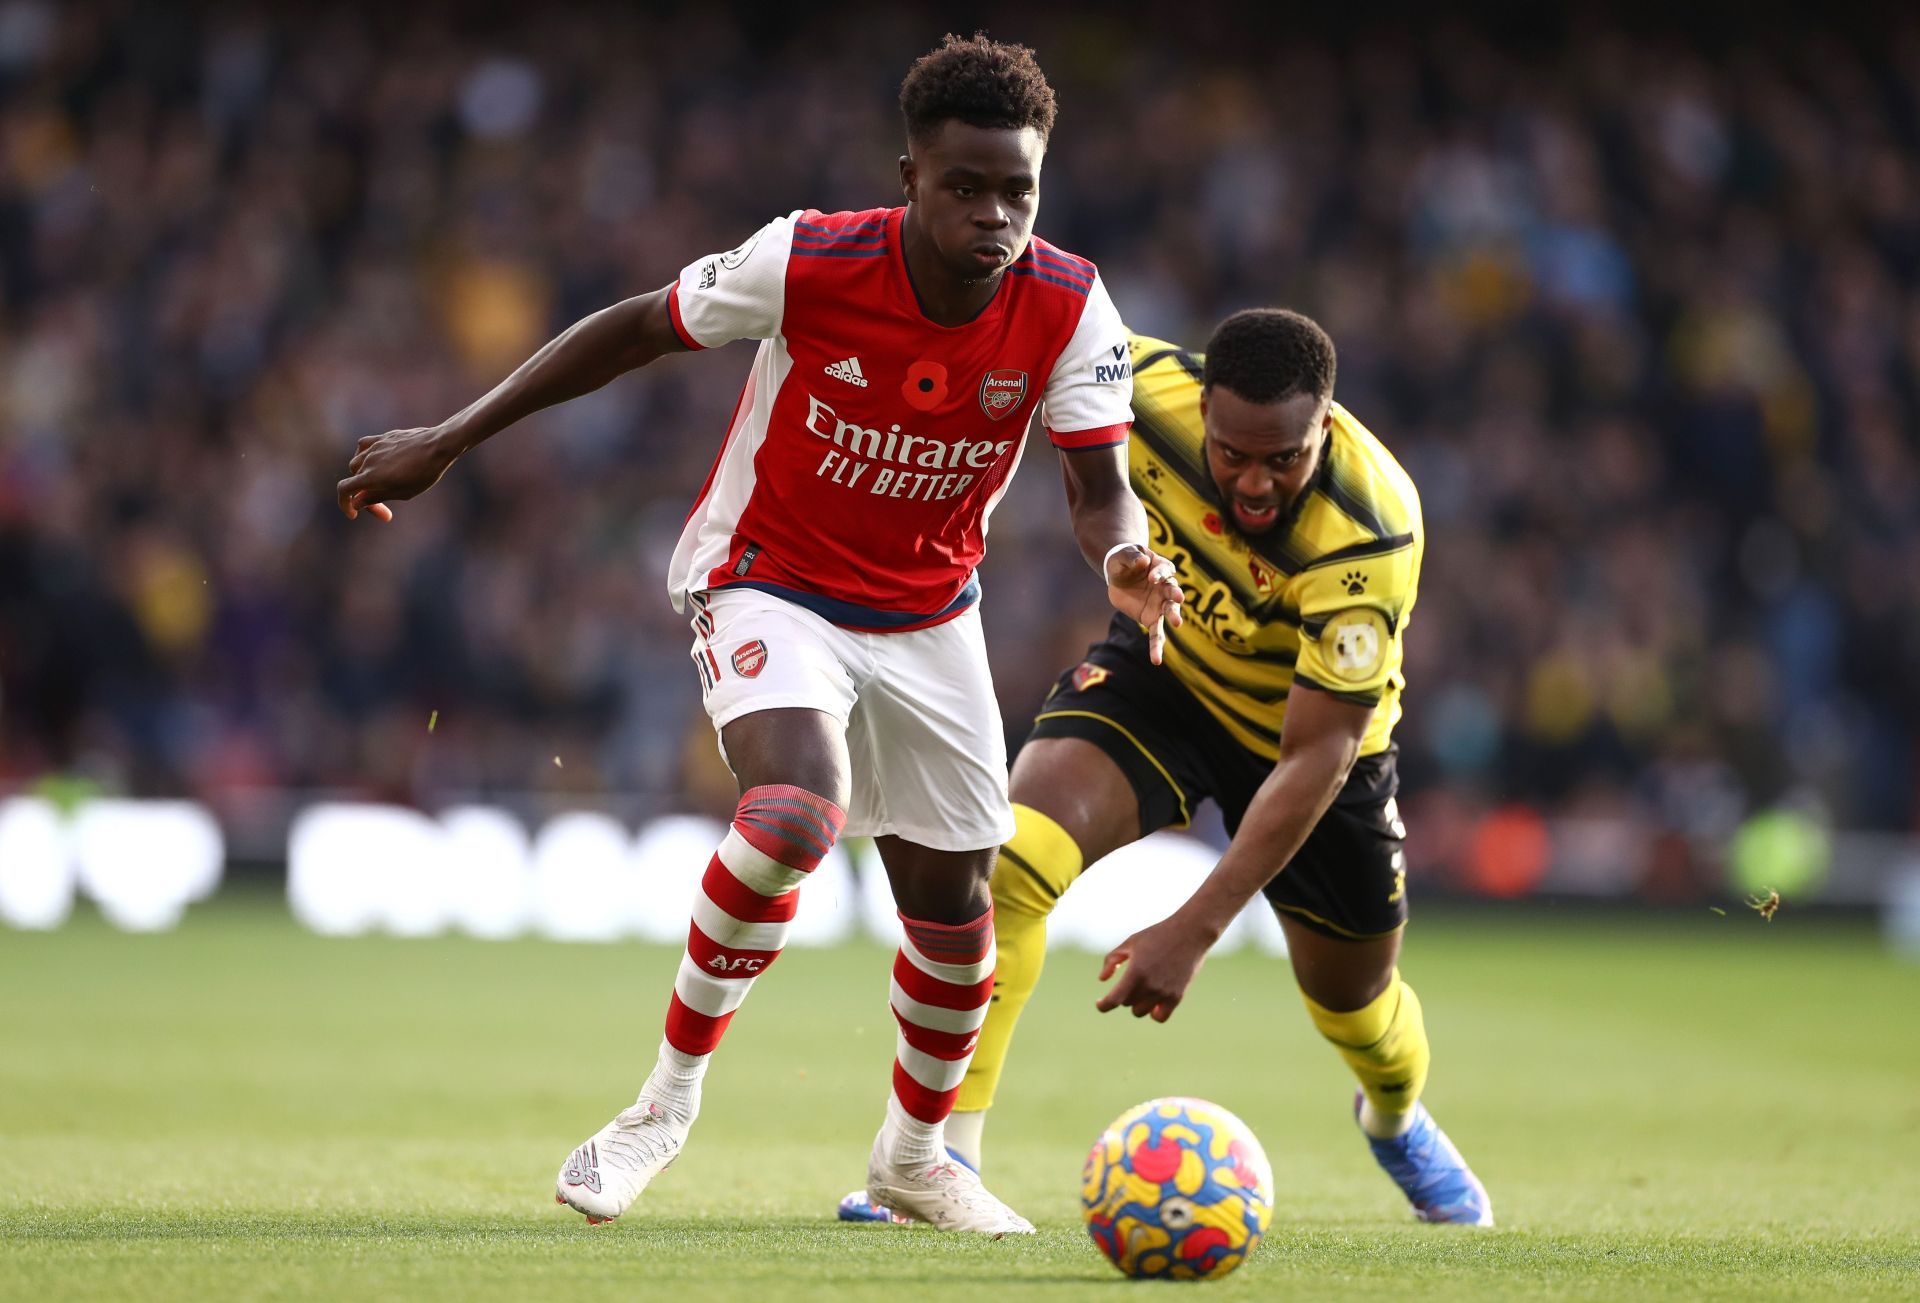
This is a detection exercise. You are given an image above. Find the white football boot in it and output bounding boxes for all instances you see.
[865,1140,1035,1235]
[554,1099,691,1224]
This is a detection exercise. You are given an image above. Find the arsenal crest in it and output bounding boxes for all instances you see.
[731,640,768,678]
[978,369,1029,421]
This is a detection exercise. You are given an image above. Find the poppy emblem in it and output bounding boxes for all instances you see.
[978,369,1029,421]
[902,360,949,411]
[731,640,768,678]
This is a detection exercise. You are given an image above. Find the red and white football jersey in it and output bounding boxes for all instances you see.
[664,207,1133,632]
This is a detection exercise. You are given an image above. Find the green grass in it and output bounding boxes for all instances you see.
[2,899,1918,1300]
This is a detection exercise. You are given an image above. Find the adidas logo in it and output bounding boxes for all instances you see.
[824,356,869,387]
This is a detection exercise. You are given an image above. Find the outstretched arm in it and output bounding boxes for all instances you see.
[336,288,688,520]
[1095,683,1373,1021]
[1059,444,1184,663]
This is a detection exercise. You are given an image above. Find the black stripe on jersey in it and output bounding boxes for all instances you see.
[1291,672,1384,709]
[1132,417,1219,503]
[1168,640,1288,743]
[1301,534,1416,572]
[1136,347,1204,383]
[1317,454,1390,538]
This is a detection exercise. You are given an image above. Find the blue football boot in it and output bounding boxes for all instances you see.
[1357,1091,1494,1226]
[836,1147,975,1223]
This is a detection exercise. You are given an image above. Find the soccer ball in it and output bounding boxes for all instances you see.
[1081,1096,1274,1280]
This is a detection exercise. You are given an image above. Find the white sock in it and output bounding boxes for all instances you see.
[944,1108,986,1171]
[643,1040,706,1121]
[1358,1097,1416,1139]
[878,1094,943,1168]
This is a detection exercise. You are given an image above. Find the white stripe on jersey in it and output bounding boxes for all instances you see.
[667,337,795,613]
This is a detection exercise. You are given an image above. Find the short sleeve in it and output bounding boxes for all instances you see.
[666,213,797,349]
[1040,274,1133,450]
[1290,541,1419,706]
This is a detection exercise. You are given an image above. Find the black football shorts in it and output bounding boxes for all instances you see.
[1022,616,1408,941]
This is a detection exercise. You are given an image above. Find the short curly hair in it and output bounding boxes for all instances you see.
[1203,309,1337,404]
[899,33,1057,148]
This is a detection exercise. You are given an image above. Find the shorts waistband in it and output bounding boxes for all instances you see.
[710,576,980,633]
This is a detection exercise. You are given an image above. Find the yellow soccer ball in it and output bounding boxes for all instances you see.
[1081,1096,1275,1280]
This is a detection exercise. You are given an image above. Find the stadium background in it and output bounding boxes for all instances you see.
[4,4,1920,1299]
[7,0,1920,916]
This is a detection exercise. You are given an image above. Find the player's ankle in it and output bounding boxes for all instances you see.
[878,1097,943,1168]
[642,1042,706,1120]
[1358,1097,1417,1139]
[944,1108,986,1171]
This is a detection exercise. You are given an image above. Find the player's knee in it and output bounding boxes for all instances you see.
[992,803,1085,918]
[733,784,848,873]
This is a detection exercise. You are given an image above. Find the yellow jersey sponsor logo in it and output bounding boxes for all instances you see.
[1326,608,1390,683]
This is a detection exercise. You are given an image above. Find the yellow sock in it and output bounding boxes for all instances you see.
[1300,969,1431,1129]
[954,804,1084,1115]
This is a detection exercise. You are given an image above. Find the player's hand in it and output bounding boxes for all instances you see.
[336,425,464,521]
[1095,914,1212,1023]
[1105,544,1184,665]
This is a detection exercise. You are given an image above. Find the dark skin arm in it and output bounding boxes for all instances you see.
[336,288,687,520]
[1059,444,1184,664]
[1095,681,1374,1021]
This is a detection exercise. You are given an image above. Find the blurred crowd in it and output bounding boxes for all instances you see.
[4,2,1920,874]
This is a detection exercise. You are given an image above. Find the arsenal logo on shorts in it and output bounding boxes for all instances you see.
[731,640,768,678]
[978,369,1029,421]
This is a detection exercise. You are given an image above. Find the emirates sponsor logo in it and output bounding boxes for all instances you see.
[802,392,1019,504]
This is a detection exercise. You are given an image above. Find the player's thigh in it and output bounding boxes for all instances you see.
[693,588,858,805]
[721,708,851,806]
[852,608,1015,854]
[1007,735,1142,867]
[1260,788,1410,1010]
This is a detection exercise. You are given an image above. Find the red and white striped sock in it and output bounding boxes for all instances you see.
[882,908,995,1168]
[646,784,845,1118]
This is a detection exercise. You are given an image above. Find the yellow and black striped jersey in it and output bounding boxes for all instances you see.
[1126,334,1423,761]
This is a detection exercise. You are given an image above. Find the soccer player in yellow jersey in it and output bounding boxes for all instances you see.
[839,308,1492,1226]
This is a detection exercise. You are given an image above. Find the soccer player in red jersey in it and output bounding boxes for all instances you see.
[336,35,1181,1234]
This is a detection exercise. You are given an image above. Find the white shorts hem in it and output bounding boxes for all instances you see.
[850,818,1016,854]
[707,694,854,732]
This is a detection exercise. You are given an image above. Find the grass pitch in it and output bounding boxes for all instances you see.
[2,896,1917,1300]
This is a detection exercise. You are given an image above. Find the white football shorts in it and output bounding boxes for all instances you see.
[687,587,1015,852]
